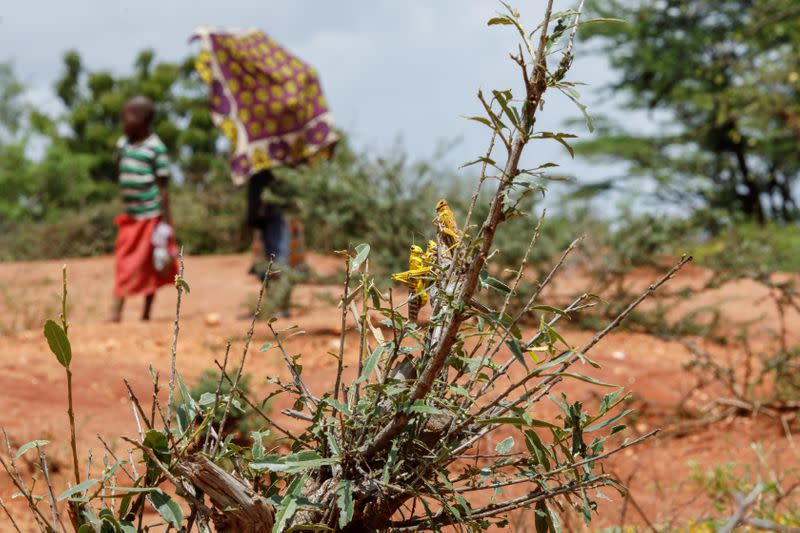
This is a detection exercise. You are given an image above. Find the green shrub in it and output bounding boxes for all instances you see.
[278,138,462,273]
[185,369,264,439]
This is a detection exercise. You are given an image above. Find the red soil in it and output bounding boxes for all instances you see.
[0,253,796,531]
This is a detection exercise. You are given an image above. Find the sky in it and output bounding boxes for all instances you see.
[0,0,636,204]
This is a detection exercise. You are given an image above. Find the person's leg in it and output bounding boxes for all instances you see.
[142,293,155,321]
[261,211,289,267]
[110,297,124,322]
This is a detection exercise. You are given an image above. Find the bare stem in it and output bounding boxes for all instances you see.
[167,249,186,429]
[0,498,23,533]
[212,259,271,456]
[203,342,231,454]
[59,267,81,490]
[333,260,352,407]
[37,446,62,532]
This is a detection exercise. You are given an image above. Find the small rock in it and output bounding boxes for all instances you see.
[205,313,221,327]
[611,350,626,360]
[635,423,649,433]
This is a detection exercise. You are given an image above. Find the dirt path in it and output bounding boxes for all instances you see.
[0,253,796,531]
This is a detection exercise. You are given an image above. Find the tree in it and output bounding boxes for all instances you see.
[0,62,26,138]
[38,49,220,184]
[577,0,800,223]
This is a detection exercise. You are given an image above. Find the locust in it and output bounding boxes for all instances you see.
[393,199,489,322]
[391,241,437,323]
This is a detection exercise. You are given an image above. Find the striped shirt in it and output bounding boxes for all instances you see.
[116,134,170,219]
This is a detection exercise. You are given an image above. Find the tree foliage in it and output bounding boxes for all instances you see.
[0,62,26,137]
[578,0,800,222]
[39,48,220,184]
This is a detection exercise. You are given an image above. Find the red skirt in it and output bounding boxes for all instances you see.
[114,214,178,298]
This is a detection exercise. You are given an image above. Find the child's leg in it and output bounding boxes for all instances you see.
[142,293,155,321]
[110,297,124,322]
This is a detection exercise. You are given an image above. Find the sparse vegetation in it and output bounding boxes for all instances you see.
[0,4,683,531]
[0,0,798,531]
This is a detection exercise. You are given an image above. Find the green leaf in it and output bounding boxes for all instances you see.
[574,351,602,369]
[119,522,137,533]
[250,451,336,473]
[323,397,351,416]
[480,270,511,294]
[175,277,191,294]
[506,340,528,370]
[273,475,305,533]
[258,342,274,352]
[530,132,577,157]
[466,116,493,129]
[355,344,385,384]
[524,429,551,470]
[598,389,627,416]
[251,430,268,461]
[349,244,370,270]
[58,479,99,501]
[198,391,217,406]
[142,429,169,453]
[382,443,399,485]
[556,372,615,387]
[43,319,71,367]
[175,371,197,428]
[150,490,183,529]
[585,409,633,433]
[461,155,496,169]
[559,89,594,133]
[492,89,520,131]
[478,416,525,426]
[335,479,354,528]
[528,305,568,316]
[326,432,342,457]
[495,436,514,455]
[107,486,160,494]
[15,439,49,458]
[408,401,444,415]
[274,497,298,532]
[535,500,550,533]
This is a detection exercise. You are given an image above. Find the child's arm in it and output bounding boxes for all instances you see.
[158,177,172,225]
[113,137,126,181]
[154,145,173,225]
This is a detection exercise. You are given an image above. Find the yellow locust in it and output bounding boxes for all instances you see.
[392,241,437,322]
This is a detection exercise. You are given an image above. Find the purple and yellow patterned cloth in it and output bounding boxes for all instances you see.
[192,27,338,184]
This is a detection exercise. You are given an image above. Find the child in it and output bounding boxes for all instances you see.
[110,96,178,322]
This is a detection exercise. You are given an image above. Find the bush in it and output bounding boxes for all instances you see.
[0,180,249,261]
[170,178,249,255]
[0,202,119,260]
[279,138,464,273]
[184,369,264,441]
[692,221,800,278]
[0,5,673,531]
